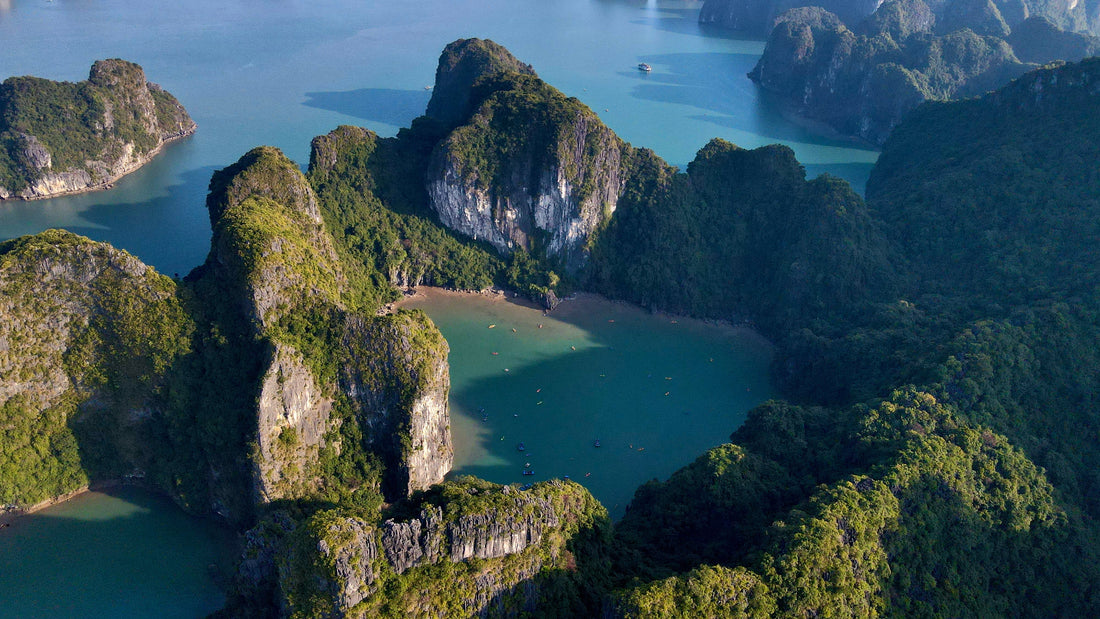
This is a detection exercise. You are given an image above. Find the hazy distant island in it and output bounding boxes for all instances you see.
[4,37,1100,616]
[699,0,884,35]
[744,0,1100,143]
[701,0,1100,36]
[0,59,194,201]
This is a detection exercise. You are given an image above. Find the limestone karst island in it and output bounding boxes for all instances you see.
[3,1,1100,618]
[0,59,195,200]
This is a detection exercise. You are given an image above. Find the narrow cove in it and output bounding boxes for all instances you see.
[397,288,775,519]
[0,486,235,618]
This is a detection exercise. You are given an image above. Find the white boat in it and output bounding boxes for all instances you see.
[638,63,652,72]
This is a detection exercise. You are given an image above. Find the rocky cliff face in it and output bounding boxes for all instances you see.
[0,59,195,200]
[341,311,452,500]
[427,72,627,272]
[0,143,453,522]
[201,146,451,505]
[253,345,336,502]
[276,478,610,618]
[200,147,346,504]
[749,0,1100,144]
[703,0,1100,35]
[750,2,1026,144]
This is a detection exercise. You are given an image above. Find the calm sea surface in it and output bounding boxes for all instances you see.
[0,0,872,613]
[400,290,775,519]
[0,487,235,618]
[0,0,877,277]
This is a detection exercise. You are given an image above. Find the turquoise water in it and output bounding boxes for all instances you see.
[0,0,877,277]
[0,1,851,610]
[0,487,235,619]
[400,291,774,519]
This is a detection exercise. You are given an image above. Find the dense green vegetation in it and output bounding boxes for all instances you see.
[442,71,617,204]
[425,38,537,129]
[8,38,1100,618]
[307,123,503,309]
[0,59,192,193]
[748,0,1100,143]
[0,230,193,506]
[596,58,1100,615]
[615,390,1100,616]
[263,49,1100,614]
[587,139,897,331]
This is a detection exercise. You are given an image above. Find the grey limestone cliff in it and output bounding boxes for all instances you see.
[0,59,195,201]
[340,311,452,500]
[201,146,452,505]
[276,478,610,618]
[427,71,628,272]
[202,146,347,503]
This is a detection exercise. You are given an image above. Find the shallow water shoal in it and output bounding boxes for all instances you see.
[398,288,774,520]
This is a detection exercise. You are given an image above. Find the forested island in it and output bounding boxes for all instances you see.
[0,59,194,200]
[703,0,1100,143]
[3,37,1100,617]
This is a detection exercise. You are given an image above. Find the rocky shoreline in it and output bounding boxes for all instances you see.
[0,59,197,202]
[0,128,196,203]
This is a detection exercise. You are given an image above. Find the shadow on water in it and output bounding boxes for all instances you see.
[52,164,219,278]
[442,298,772,521]
[0,486,234,618]
[302,88,432,127]
[623,50,878,190]
[628,6,749,40]
[0,136,219,277]
[629,52,853,146]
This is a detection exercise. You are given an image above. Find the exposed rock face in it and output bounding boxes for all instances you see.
[378,488,562,570]
[700,0,1100,35]
[750,3,1026,144]
[277,479,609,618]
[425,38,536,128]
[0,145,452,519]
[341,311,452,500]
[200,147,346,503]
[749,0,1100,144]
[319,517,381,610]
[201,146,452,505]
[699,0,884,34]
[254,345,335,502]
[379,506,445,573]
[0,59,195,200]
[427,72,627,272]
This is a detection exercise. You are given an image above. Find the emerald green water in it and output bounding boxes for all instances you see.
[0,487,235,618]
[400,290,774,519]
